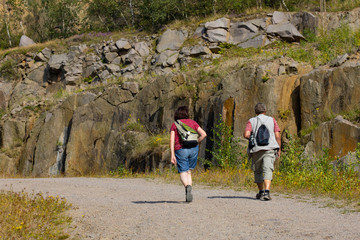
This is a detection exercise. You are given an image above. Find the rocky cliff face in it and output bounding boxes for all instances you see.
[1,9,360,176]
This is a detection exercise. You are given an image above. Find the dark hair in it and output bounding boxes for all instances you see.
[174,106,189,120]
[255,103,266,115]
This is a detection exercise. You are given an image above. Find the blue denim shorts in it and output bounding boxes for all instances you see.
[175,145,199,173]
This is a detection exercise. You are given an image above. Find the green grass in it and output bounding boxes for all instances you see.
[0,59,20,81]
[0,190,72,239]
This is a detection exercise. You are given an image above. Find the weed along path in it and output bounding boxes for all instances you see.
[1,178,359,240]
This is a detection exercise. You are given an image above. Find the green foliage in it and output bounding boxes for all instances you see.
[109,164,132,176]
[276,134,360,198]
[86,0,130,32]
[300,123,319,137]
[342,108,360,123]
[23,0,81,42]
[262,72,270,82]
[83,76,94,84]
[317,25,356,64]
[53,88,66,100]
[208,116,245,168]
[0,24,21,50]
[126,116,146,132]
[0,59,20,80]
[287,47,316,66]
[24,105,41,113]
[356,143,360,160]
[278,109,291,121]
[0,108,6,119]
[303,28,317,43]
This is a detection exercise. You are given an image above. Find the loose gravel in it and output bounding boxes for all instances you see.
[1,178,359,240]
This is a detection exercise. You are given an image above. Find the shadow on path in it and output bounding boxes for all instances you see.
[132,200,185,204]
[208,196,255,200]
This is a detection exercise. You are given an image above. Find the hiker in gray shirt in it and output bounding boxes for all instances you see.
[243,103,281,201]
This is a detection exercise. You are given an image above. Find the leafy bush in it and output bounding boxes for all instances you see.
[317,25,356,64]
[275,134,360,199]
[0,59,20,80]
[207,116,246,168]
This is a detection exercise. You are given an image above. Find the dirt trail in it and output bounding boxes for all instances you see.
[1,178,359,240]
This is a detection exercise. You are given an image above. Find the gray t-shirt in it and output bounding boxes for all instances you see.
[248,114,280,153]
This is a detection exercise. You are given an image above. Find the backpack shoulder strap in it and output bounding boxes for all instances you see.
[174,120,183,130]
[254,117,260,135]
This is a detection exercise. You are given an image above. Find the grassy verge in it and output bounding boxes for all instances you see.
[0,190,72,239]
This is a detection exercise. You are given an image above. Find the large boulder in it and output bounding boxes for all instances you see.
[290,12,318,34]
[156,29,188,53]
[229,22,259,44]
[134,42,150,57]
[154,50,179,67]
[115,39,132,51]
[205,28,230,43]
[48,54,68,71]
[305,116,360,158]
[27,63,47,85]
[238,35,271,48]
[271,11,289,24]
[205,18,230,30]
[19,35,36,47]
[266,23,305,42]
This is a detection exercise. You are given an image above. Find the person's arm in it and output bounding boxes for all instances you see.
[273,118,281,157]
[243,120,252,139]
[170,130,176,165]
[197,127,207,143]
[275,131,281,157]
[243,130,251,140]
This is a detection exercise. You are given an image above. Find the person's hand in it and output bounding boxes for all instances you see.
[171,155,177,165]
[277,150,281,158]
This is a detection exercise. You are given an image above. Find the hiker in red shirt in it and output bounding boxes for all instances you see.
[170,106,207,202]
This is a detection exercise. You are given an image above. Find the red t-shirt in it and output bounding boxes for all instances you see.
[170,119,200,151]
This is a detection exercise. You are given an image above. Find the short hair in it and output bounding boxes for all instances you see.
[255,103,266,114]
[174,106,189,120]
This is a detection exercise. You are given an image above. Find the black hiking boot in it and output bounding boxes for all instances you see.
[256,190,265,200]
[185,185,193,202]
[262,190,272,201]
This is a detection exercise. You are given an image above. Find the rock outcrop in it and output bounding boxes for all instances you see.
[1,9,360,176]
[304,116,360,158]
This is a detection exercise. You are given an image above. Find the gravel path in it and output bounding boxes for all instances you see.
[0,178,359,240]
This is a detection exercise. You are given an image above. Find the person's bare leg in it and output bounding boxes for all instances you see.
[257,182,264,191]
[180,171,190,186]
[187,170,192,186]
[264,180,271,190]
[180,170,193,202]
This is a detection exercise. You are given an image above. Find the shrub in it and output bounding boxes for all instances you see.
[0,59,20,81]
[0,190,72,239]
[207,116,245,168]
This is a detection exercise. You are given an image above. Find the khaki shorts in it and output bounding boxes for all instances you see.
[250,150,276,183]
